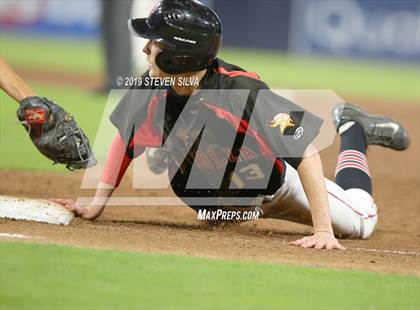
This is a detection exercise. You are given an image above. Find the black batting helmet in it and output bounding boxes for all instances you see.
[128,0,222,74]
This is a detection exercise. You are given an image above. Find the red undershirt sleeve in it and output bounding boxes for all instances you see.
[100,133,133,188]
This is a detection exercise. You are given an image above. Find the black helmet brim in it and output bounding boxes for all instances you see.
[128,18,176,49]
[128,18,153,39]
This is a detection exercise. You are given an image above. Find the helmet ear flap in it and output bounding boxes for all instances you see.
[155,50,183,74]
[156,50,212,74]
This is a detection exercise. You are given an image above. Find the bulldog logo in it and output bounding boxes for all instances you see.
[25,109,46,124]
[269,113,295,135]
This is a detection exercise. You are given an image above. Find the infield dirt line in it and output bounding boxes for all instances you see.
[1,228,419,258]
[351,247,420,257]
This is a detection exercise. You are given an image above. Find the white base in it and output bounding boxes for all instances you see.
[0,195,74,225]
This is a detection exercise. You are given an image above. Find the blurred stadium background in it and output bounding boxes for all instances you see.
[1,0,418,98]
[1,0,418,172]
[1,1,419,309]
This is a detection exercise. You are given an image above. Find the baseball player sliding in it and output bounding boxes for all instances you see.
[54,0,410,250]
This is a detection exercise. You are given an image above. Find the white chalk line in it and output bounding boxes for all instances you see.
[351,247,420,257]
[0,232,418,257]
[0,232,38,239]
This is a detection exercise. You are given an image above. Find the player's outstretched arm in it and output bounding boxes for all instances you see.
[52,184,114,220]
[0,57,36,103]
[52,132,133,220]
[289,144,345,250]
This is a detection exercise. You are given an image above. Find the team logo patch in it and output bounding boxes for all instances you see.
[269,113,295,135]
[25,109,46,124]
[294,127,304,140]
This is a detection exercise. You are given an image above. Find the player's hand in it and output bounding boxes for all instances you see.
[289,231,345,250]
[50,199,101,220]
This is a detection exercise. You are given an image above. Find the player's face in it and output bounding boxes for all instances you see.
[143,40,167,78]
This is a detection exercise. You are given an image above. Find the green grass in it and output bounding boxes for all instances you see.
[1,242,418,310]
[0,33,103,74]
[1,33,419,102]
[0,84,107,171]
[220,48,420,103]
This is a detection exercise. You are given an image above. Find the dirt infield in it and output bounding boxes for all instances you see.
[1,101,419,275]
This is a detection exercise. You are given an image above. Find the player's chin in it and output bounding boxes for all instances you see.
[148,67,161,78]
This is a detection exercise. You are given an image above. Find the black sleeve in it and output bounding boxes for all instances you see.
[251,89,323,169]
[109,70,157,145]
[110,89,148,145]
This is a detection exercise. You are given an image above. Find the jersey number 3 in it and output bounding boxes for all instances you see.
[231,163,265,189]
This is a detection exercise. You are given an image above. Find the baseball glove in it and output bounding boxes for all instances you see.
[17,96,97,170]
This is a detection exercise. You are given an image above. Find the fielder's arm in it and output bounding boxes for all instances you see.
[290,144,345,250]
[0,57,36,103]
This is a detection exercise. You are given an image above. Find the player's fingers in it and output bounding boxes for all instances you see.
[289,236,309,246]
[334,242,346,251]
[314,241,326,250]
[63,204,76,212]
[301,239,318,248]
[50,198,74,206]
[326,240,345,250]
[50,198,65,204]
[73,205,85,217]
